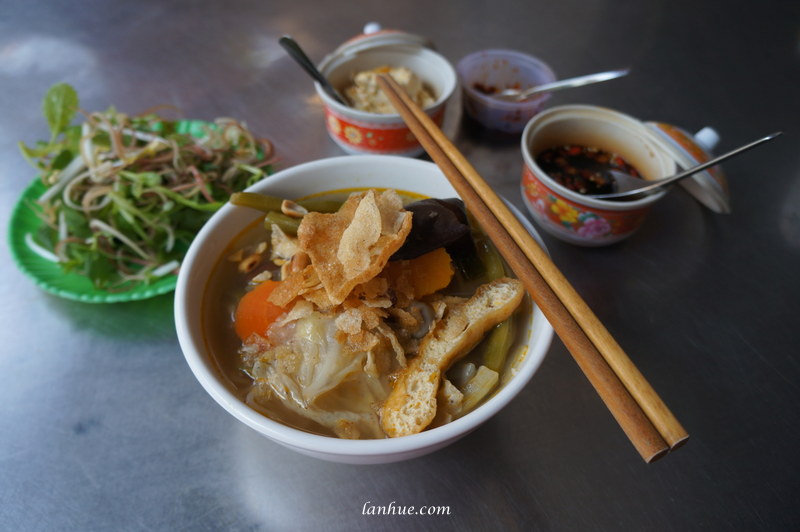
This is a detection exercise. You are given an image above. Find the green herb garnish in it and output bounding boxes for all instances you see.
[18,83,274,291]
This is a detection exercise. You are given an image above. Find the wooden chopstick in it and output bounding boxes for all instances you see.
[377,74,688,461]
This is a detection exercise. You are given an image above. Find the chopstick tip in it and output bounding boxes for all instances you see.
[668,433,690,451]
[645,447,670,463]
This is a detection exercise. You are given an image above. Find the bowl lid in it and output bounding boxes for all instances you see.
[644,122,731,213]
[333,22,434,57]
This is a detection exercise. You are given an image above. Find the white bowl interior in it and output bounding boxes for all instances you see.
[175,155,553,464]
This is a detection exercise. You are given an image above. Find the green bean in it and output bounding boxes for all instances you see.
[460,210,507,281]
[297,198,342,213]
[230,192,283,212]
[263,211,300,235]
[475,236,506,280]
[482,319,515,373]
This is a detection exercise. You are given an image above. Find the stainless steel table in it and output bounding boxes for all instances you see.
[2,1,798,530]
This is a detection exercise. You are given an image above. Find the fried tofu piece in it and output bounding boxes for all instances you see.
[379,277,524,437]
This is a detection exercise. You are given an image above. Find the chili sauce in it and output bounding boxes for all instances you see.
[536,145,642,195]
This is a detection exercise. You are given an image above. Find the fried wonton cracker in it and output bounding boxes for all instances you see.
[296,190,412,305]
[268,264,324,307]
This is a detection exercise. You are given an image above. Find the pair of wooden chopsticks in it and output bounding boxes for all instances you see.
[377,74,688,462]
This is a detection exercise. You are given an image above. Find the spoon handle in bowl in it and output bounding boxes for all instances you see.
[525,68,631,97]
[498,68,631,101]
[279,36,348,106]
[655,132,781,187]
[594,131,782,200]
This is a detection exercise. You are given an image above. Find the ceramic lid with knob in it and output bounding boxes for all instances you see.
[644,122,732,213]
[331,22,435,58]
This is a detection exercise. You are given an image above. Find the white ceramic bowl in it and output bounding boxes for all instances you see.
[175,155,554,464]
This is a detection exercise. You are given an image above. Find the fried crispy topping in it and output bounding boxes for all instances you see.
[297,190,412,305]
[268,264,323,307]
[270,224,299,261]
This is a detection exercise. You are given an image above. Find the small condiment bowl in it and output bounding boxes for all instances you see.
[457,49,556,134]
[520,105,676,246]
[316,28,457,156]
[175,155,554,464]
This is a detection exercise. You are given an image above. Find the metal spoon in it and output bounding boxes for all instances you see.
[278,35,349,106]
[589,132,782,201]
[494,68,630,102]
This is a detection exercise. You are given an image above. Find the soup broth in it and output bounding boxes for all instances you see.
[202,188,530,438]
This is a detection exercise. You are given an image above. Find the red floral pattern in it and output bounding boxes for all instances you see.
[324,106,445,154]
[521,165,651,241]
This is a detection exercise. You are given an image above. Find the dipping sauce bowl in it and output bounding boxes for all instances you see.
[316,27,457,156]
[520,105,675,246]
[520,105,731,246]
[457,49,556,134]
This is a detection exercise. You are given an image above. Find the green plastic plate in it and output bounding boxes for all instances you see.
[8,178,179,303]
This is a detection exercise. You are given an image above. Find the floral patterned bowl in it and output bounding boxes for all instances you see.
[520,105,676,246]
[315,28,457,157]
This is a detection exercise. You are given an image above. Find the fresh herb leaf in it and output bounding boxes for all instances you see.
[42,83,79,143]
[51,149,75,170]
[86,253,116,288]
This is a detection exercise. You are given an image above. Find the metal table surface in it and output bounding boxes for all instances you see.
[1,1,798,530]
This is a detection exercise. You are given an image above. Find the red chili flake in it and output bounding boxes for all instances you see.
[535,144,643,195]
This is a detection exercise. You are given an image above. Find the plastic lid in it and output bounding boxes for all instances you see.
[333,23,434,57]
[645,122,731,213]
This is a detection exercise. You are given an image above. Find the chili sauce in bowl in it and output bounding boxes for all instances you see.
[535,145,642,196]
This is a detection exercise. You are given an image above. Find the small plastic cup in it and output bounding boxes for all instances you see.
[457,50,556,134]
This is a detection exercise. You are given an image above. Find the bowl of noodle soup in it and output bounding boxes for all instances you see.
[175,155,553,463]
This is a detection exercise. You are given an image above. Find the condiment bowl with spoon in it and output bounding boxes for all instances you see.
[293,26,456,157]
[520,105,676,246]
[457,49,557,133]
[520,105,778,246]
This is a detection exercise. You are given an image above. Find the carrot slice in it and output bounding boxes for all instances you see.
[234,280,285,341]
[386,247,454,298]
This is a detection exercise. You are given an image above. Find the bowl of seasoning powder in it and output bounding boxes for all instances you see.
[520,105,676,246]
